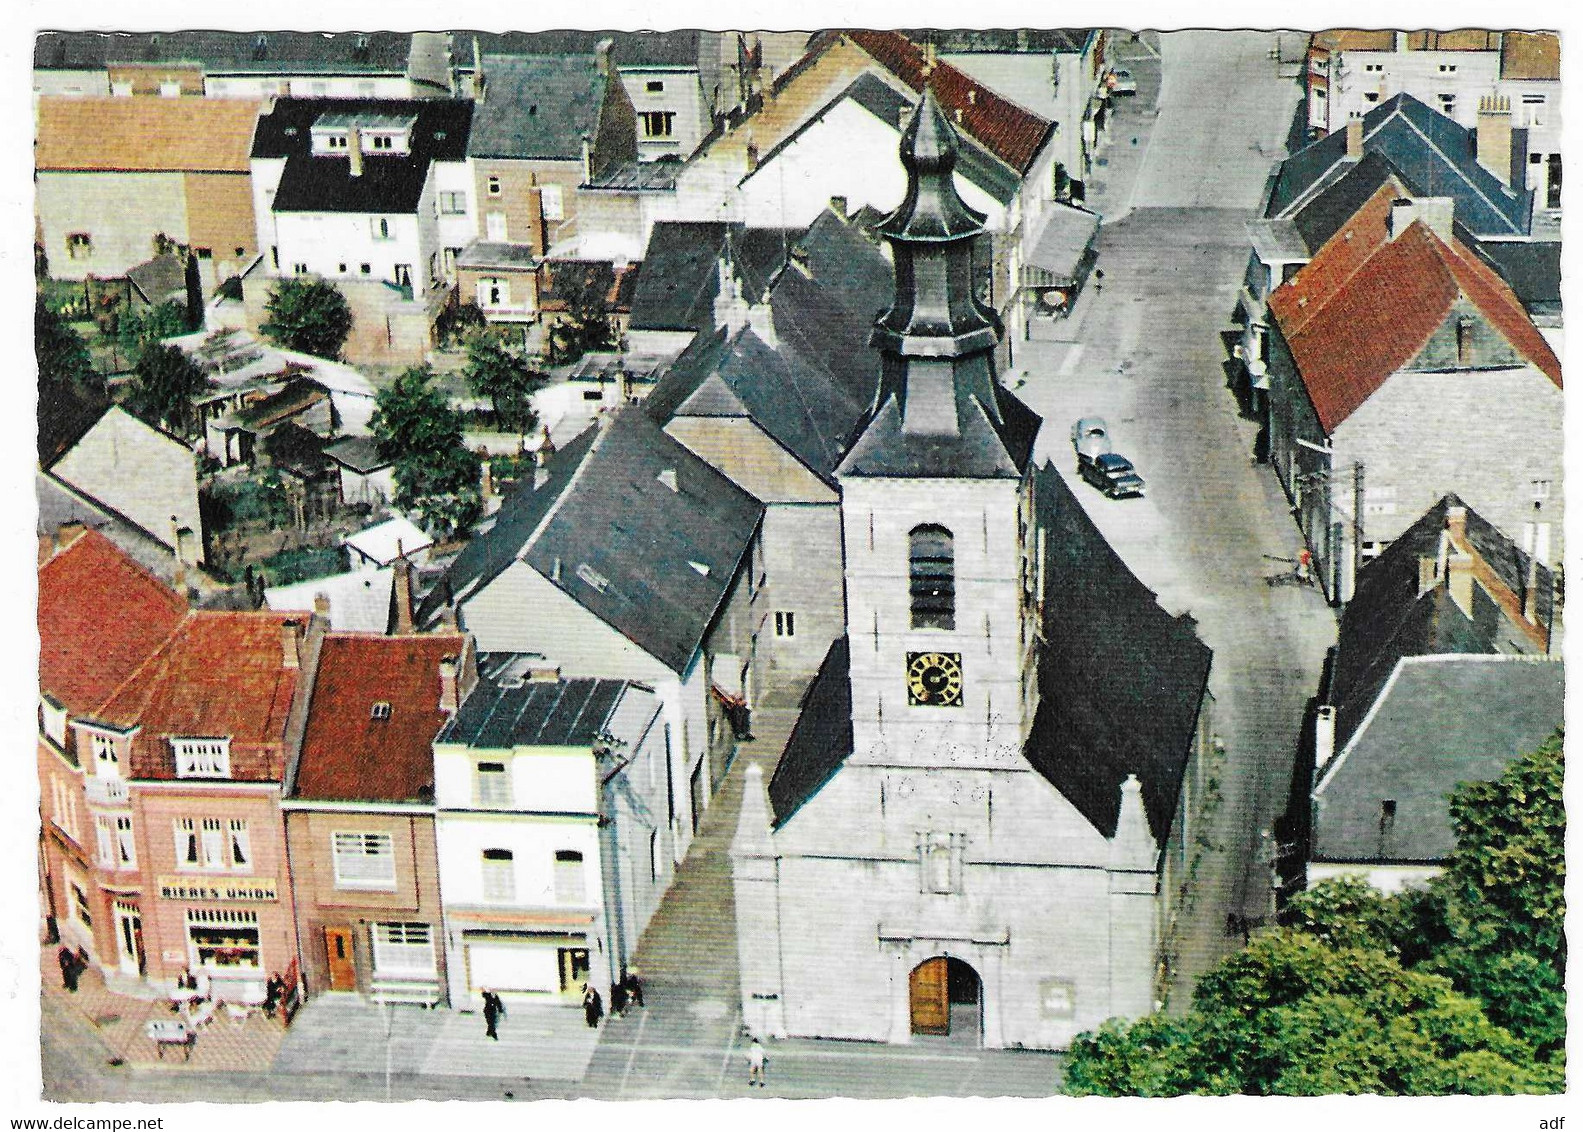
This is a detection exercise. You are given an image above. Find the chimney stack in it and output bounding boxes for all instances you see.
[438,656,460,714]
[1476,95,1513,184]
[1443,506,1474,613]
[281,619,302,669]
[595,38,614,77]
[471,36,485,102]
[1345,118,1363,159]
[313,592,331,619]
[392,557,415,635]
[348,125,364,178]
[1455,315,1476,366]
[1314,704,1337,769]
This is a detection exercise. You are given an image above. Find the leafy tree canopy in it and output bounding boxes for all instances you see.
[461,330,544,434]
[36,294,95,390]
[124,343,209,436]
[116,300,190,364]
[548,264,616,364]
[370,365,481,536]
[261,278,353,359]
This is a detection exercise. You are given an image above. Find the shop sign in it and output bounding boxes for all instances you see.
[157,876,277,902]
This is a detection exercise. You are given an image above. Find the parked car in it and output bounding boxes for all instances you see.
[1071,417,1112,460]
[1108,68,1138,95]
[1079,452,1146,499]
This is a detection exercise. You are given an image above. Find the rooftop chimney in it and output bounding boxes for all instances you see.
[281,619,302,669]
[391,557,415,635]
[1456,315,1476,366]
[471,36,485,102]
[1345,118,1363,159]
[1314,704,1337,769]
[595,38,614,77]
[348,125,364,178]
[313,592,331,618]
[1476,95,1512,184]
[438,656,460,714]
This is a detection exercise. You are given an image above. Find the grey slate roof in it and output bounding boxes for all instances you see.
[744,72,1022,206]
[1329,494,1558,754]
[438,659,627,750]
[768,637,853,826]
[254,98,473,214]
[424,409,764,674]
[456,241,540,270]
[322,434,390,473]
[1025,202,1100,283]
[1312,655,1562,863]
[456,31,702,71]
[627,222,796,332]
[837,385,1041,480]
[36,470,179,584]
[1023,462,1213,843]
[1267,94,1531,237]
[35,30,413,74]
[1464,232,1562,318]
[467,55,609,161]
[127,254,188,308]
[586,158,682,191]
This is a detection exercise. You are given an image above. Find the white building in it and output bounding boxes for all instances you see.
[731,91,1213,1051]
[433,662,672,1005]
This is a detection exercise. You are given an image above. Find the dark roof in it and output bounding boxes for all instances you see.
[1288,151,1406,255]
[254,98,473,214]
[649,326,867,484]
[745,72,1021,205]
[438,660,626,750]
[322,434,391,473]
[1312,656,1562,863]
[127,254,189,308]
[37,371,108,466]
[290,632,468,803]
[1268,94,1531,237]
[910,29,1095,54]
[586,158,681,192]
[837,383,1041,480]
[427,410,764,673]
[1329,495,1558,754]
[231,377,328,432]
[456,31,702,70]
[768,637,853,826]
[1023,462,1213,843]
[1464,233,1562,317]
[35,30,413,74]
[261,422,329,475]
[627,222,795,332]
[467,55,609,161]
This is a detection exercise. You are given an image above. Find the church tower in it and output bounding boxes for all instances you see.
[837,81,1043,771]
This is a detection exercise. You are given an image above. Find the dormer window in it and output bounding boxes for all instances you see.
[371,702,392,720]
[91,733,119,774]
[40,699,67,747]
[173,738,230,779]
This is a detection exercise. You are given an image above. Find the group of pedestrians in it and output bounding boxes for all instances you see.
[479,970,646,1039]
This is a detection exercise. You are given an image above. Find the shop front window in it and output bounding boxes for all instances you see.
[187,908,260,969]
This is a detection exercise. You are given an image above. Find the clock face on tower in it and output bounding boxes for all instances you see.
[907,651,964,707]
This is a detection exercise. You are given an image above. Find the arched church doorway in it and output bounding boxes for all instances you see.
[908,956,982,1045]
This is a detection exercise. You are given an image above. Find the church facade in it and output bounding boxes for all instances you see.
[730,83,1213,1051]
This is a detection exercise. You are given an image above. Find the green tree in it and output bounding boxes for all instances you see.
[116,300,190,364]
[124,343,209,435]
[548,264,615,364]
[261,277,353,359]
[35,294,96,390]
[461,330,544,433]
[369,365,481,536]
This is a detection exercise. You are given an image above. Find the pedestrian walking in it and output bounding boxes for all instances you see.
[483,990,502,1040]
[746,1037,767,1088]
[625,972,644,1009]
[264,973,286,1019]
[582,985,603,1029]
[57,946,78,992]
[610,979,628,1017]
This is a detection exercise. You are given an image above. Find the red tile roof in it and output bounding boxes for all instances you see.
[842,30,1053,174]
[35,97,264,173]
[109,613,305,782]
[1269,189,1561,433]
[292,633,468,803]
[38,528,188,716]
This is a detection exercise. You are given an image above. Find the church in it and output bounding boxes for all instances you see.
[730,84,1215,1051]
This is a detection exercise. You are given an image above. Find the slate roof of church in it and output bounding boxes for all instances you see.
[35,30,414,73]
[767,637,853,827]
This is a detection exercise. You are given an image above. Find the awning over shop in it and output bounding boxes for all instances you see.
[1023,203,1102,288]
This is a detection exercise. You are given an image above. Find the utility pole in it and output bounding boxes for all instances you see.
[1351,461,1365,603]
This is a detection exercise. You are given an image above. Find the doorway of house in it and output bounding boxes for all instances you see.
[325,926,357,991]
[557,947,591,996]
[909,955,982,1045]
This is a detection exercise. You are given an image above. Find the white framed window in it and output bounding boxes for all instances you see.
[774,611,796,638]
[645,79,665,93]
[175,818,199,869]
[41,699,67,746]
[91,732,118,773]
[228,820,251,869]
[438,191,467,215]
[481,849,515,902]
[475,761,511,807]
[96,814,117,867]
[200,818,226,870]
[51,779,80,841]
[72,881,93,926]
[372,922,436,976]
[66,232,92,259]
[371,217,392,240]
[173,738,230,779]
[553,850,585,904]
[540,184,564,221]
[332,831,397,890]
[487,175,502,197]
[478,277,507,308]
[485,212,507,241]
[116,815,136,867]
[371,134,393,151]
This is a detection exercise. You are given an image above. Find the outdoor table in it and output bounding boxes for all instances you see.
[145,1019,195,1061]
